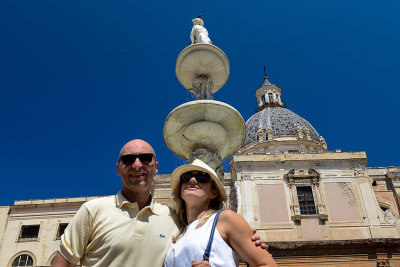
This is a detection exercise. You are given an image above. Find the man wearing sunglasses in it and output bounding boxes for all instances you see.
[52,139,266,267]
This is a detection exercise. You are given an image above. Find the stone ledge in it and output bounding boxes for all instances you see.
[267,238,400,257]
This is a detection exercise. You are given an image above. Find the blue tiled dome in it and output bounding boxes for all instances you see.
[244,107,320,145]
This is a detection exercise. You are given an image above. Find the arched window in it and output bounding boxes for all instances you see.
[11,254,33,266]
[261,95,265,104]
[268,93,273,103]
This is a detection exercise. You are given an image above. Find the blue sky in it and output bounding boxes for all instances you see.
[1,0,399,205]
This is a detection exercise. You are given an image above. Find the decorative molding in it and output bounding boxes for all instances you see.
[286,169,320,186]
[303,126,311,140]
[354,169,365,177]
[257,128,265,142]
[241,173,253,181]
[318,204,328,220]
[266,126,273,140]
[296,125,304,139]
[192,75,214,100]
[384,209,398,224]
[320,136,327,149]
[291,204,301,221]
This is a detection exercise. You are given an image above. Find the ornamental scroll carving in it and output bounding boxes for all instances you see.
[337,182,357,205]
[257,128,265,142]
[241,173,253,181]
[354,169,365,177]
[303,126,311,140]
[286,169,320,187]
[291,204,301,221]
[266,127,273,140]
[296,125,304,139]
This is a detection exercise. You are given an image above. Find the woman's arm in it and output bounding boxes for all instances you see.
[217,210,277,267]
[51,252,76,267]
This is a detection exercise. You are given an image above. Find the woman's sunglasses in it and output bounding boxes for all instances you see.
[119,153,154,165]
[180,171,211,183]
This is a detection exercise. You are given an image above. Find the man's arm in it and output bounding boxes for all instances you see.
[56,205,92,266]
[52,252,76,267]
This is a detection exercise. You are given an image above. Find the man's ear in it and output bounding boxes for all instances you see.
[154,161,159,174]
[116,162,120,175]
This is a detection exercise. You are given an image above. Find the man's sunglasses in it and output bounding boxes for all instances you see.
[180,171,211,183]
[119,153,154,165]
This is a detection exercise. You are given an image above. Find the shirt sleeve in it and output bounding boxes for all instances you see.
[59,204,92,264]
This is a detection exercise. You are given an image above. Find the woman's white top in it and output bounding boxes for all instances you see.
[164,213,239,267]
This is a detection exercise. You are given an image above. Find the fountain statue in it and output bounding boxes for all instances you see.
[163,16,246,181]
[190,16,212,44]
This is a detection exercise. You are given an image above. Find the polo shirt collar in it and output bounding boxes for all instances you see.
[115,191,160,215]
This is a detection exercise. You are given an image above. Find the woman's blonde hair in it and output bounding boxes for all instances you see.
[172,178,226,242]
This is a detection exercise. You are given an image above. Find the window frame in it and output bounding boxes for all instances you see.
[261,95,266,105]
[297,186,316,215]
[55,222,68,240]
[17,224,41,242]
[285,169,328,221]
[268,92,274,103]
[8,252,36,267]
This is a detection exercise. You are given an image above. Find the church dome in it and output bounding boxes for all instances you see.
[244,107,320,145]
[239,69,327,154]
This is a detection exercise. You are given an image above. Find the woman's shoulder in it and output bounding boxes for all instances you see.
[219,209,243,223]
[218,210,249,231]
[216,209,251,245]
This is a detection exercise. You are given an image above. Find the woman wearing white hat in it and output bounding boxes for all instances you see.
[164,159,277,267]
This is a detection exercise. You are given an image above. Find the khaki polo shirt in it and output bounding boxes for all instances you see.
[60,191,179,267]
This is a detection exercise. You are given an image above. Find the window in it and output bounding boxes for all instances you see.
[297,187,316,215]
[56,223,68,239]
[286,169,327,222]
[12,254,33,266]
[268,93,273,103]
[261,95,265,104]
[19,225,40,241]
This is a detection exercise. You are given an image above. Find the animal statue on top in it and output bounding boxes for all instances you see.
[190,14,212,44]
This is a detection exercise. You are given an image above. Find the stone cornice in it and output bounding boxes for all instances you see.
[12,196,101,210]
[232,151,368,167]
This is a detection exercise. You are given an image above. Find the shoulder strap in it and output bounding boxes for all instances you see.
[203,209,224,261]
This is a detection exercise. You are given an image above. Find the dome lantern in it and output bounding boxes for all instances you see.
[255,67,283,110]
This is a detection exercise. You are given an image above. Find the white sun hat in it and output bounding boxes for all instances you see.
[170,159,227,201]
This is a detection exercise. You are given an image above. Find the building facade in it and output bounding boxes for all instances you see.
[230,74,400,266]
[1,76,399,266]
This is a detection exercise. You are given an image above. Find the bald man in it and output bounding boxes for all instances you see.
[52,139,265,267]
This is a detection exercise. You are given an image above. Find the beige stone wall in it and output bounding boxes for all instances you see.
[324,182,362,221]
[231,151,400,244]
[257,184,289,223]
[0,215,66,266]
[0,198,87,267]
[0,206,10,246]
[0,177,176,267]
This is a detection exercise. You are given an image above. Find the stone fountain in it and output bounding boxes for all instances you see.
[163,16,246,180]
